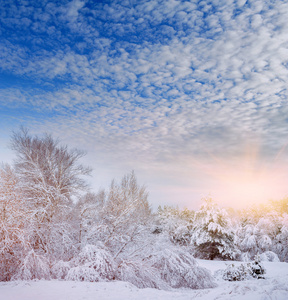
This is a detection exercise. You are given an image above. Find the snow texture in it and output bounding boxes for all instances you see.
[13,250,50,281]
[66,244,115,282]
[1,260,288,300]
[146,248,216,289]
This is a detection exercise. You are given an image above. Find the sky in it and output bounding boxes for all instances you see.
[1,0,288,210]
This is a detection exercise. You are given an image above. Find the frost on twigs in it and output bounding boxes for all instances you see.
[114,232,216,290]
[51,260,71,280]
[13,250,50,280]
[146,248,216,289]
[66,244,115,282]
[115,259,169,290]
[0,164,28,281]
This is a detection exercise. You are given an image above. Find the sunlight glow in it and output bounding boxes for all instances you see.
[193,143,288,209]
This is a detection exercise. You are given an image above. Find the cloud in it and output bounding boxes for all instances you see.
[1,0,288,207]
[65,0,85,21]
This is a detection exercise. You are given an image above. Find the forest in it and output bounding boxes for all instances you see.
[1,128,288,290]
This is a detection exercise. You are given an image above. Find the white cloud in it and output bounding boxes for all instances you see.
[1,0,288,208]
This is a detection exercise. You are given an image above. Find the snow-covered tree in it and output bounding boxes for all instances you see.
[84,172,152,259]
[146,246,216,289]
[13,249,50,280]
[115,232,216,290]
[237,212,281,261]
[10,128,91,260]
[191,197,238,260]
[157,206,193,246]
[66,244,115,282]
[274,213,288,262]
[0,164,27,281]
[74,191,105,247]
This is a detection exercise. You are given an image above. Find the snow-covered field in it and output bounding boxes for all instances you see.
[1,260,288,300]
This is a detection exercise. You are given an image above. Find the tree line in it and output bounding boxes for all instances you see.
[0,128,287,289]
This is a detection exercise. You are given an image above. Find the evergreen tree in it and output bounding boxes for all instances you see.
[191,197,237,260]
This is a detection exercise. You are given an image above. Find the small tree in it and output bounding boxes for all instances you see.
[13,249,50,280]
[84,172,152,259]
[274,213,288,262]
[66,244,115,282]
[191,197,237,260]
[115,232,216,290]
[237,214,280,260]
[157,206,193,246]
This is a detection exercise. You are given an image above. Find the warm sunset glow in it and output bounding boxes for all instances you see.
[193,143,288,209]
[212,167,281,208]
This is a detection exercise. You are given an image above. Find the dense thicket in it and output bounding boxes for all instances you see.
[0,129,215,289]
[157,198,288,263]
[0,165,27,281]
[1,129,288,288]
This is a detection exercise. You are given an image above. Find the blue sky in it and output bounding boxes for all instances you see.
[1,0,288,209]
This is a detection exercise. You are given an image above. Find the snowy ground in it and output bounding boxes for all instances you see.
[1,260,288,300]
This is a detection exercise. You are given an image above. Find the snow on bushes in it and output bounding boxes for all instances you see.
[221,263,253,281]
[66,244,115,282]
[220,255,266,281]
[146,247,216,289]
[115,259,169,290]
[13,250,50,280]
[66,266,105,282]
[51,260,71,280]
[65,238,216,290]
[260,251,280,262]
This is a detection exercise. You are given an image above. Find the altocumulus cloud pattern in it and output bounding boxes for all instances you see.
[1,0,288,207]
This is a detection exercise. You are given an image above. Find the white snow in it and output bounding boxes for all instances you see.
[1,260,288,300]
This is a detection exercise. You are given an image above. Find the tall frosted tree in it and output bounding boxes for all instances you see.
[10,128,91,260]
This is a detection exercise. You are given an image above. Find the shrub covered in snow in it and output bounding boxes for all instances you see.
[250,254,266,279]
[115,259,169,290]
[51,260,71,280]
[13,250,51,280]
[259,251,280,262]
[146,247,216,289]
[66,244,115,282]
[221,255,266,281]
[221,263,253,281]
[66,266,106,282]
